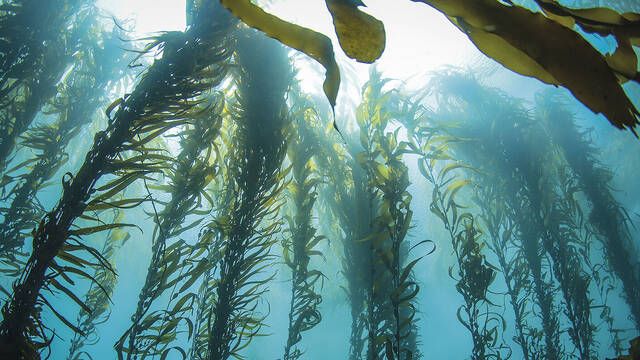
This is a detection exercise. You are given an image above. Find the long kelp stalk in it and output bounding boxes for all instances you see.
[0,0,93,173]
[356,71,423,360]
[0,1,230,356]
[205,30,291,360]
[541,166,595,359]
[116,7,233,356]
[116,98,226,359]
[314,124,371,360]
[538,93,640,330]
[67,210,130,360]
[412,129,505,360]
[0,21,129,275]
[426,72,563,360]
[282,94,325,360]
[474,185,534,360]
[349,110,390,360]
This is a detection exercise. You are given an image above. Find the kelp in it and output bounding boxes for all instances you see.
[204,30,291,360]
[354,71,423,360]
[282,91,326,360]
[220,0,640,135]
[0,18,130,278]
[537,92,640,331]
[0,1,233,356]
[0,0,94,173]
[404,119,507,360]
[425,72,565,359]
[312,118,371,359]
[115,4,234,358]
[67,210,130,360]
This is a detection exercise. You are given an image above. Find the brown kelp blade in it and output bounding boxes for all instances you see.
[325,0,386,63]
[219,0,340,108]
[414,0,640,134]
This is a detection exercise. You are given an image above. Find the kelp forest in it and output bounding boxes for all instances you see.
[0,0,640,359]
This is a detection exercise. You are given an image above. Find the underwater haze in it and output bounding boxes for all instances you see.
[0,0,639,359]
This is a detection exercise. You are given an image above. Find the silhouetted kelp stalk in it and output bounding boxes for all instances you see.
[204,30,291,360]
[116,98,227,359]
[282,92,326,360]
[115,6,234,357]
[67,209,130,360]
[354,70,424,360]
[0,0,95,174]
[0,20,130,278]
[412,127,507,360]
[537,93,640,331]
[422,72,564,360]
[474,184,535,360]
[0,1,234,357]
[541,166,596,359]
[313,121,371,359]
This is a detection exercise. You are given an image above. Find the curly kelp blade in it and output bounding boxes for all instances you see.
[219,0,340,108]
[325,0,386,63]
[414,0,640,134]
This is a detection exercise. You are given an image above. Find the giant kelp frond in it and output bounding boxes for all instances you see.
[0,0,96,173]
[115,6,234,357]
[536,91,640,331]
[0,2,235,357]
[116,97,227,360]
[67,210,130,360]
[282,90,326,360]
[411,123,507,360]
[0,16,131,280]
[354,70,424,360]
[205,30,292,360]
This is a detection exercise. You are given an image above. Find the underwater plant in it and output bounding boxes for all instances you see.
[282,92,326,360]
[204,30,292,360]
[0,18,129,278]
[409,123,507,360]
[0,0,94,174]
[423,72,567,360]
[355,71,423,360]
[67,210,130,360]
[0,1,234,357]
[537,93,640,331]
[115,4,234,357]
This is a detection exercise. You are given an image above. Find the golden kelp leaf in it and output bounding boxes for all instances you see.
[414,0,640,133]
[533,0,640,81]
[325,0,386,63]
[220,0,340,107]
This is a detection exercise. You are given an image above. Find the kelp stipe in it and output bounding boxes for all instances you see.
[424,72,565,359]
[0,0,233,356]
[282,90,326,360]
[399,103,508,360]
[0,0,94,174]
[115,3,234,358]
[355,71,423,360]
[67,209,130,360]
[537,92,640,331]
[204,29,292,360]
[0,16,130,279]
